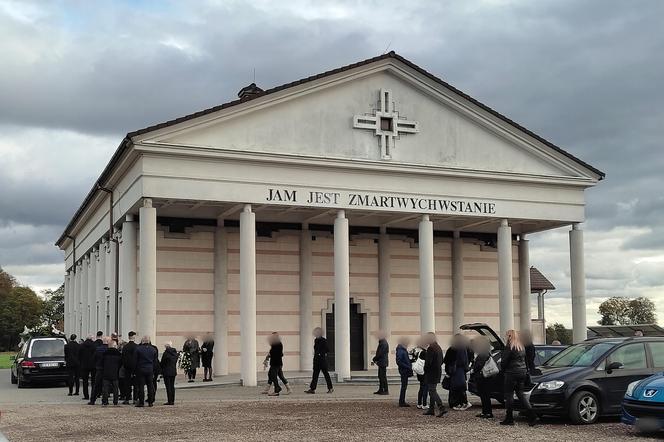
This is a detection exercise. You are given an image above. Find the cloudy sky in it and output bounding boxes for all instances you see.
[1,0,662,327]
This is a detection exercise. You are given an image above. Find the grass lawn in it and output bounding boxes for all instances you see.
[0,351,15,369]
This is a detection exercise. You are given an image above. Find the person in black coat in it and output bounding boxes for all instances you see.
[305,327,333,394]
[201,334,214,381]
[500,330,535,426]
[78,335,96,400]
[265,332,290,396]
[120,331,137,404]
[101,341,122,406]
[443,334,469,410]
[521,330,537,376]
[396,337,413,407]
[64,334,80,396]
[371,330,389,395]
[160,342,179,405]
[182,336,200,382]
[470,336,495,418]
[88,336,108,405]
[150,341,160,394]
[134,336,157,407]
[423,332,447,417]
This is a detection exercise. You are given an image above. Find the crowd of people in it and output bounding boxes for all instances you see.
[63,331,215,407]
[62,325,540,425]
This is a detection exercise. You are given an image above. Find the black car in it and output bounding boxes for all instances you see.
[10,336,68,388]
[529,337,664,424]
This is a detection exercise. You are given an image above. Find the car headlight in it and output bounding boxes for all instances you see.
[537,380,565,390]
[625,380,639,398]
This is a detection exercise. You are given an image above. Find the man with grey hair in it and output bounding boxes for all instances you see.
[134,335,157,407]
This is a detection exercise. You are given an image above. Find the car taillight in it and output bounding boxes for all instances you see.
[20,361,36,368]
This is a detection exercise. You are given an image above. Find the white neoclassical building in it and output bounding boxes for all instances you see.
[57,52,603,385]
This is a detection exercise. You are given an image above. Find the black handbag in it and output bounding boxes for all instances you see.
[441,375,451,390]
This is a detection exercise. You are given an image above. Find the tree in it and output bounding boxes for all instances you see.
[34,284,65,336]
[546,322,572,345]
[628,297,657,324]
[0,284,45,350]
[598,296,657,325]
[598,297,631,325]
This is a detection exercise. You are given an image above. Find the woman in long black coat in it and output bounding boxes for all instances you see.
[182,336,200,382]
[201,334,215,382]
[160,342,178,405]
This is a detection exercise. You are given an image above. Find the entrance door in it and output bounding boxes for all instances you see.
[326,301,365,371]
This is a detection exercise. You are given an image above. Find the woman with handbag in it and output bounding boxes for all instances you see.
[470,336,496,418]
[409,337,428,409]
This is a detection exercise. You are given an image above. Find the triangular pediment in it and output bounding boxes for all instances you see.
[135,56,601,182]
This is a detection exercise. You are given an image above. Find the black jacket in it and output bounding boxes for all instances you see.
[134,343,157,374]
[424,342,443,384]
[500,347,527,376]
[121,341,137,371]
[160,347,179,377]
[269,342,284,367]
[101,348,122,380]
[313,337,329,360]
[78,339,96,371]
[470,352,491,382]
[151,344,161,376]
[64,340,80,368]
[93,344,108,371]
[372,339,389,368]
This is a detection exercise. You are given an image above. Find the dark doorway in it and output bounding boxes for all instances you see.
[325,301,365,371]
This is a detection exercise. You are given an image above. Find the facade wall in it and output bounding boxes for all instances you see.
[148,224,521,373]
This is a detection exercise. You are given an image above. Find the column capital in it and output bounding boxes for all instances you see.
[143,198,153,208]
[421,214,430,222]
[500,219,509,228]
[453,230,461,239]
[302,222,309,230]
[572,223,582,231]
[520,233,528,241]
[217,215,225,225]
[337,209,345,219]
[379,225,387,235]
[125,214,135,222]
[243,204,252,213]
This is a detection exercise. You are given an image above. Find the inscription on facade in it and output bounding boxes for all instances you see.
[266,187,496,215]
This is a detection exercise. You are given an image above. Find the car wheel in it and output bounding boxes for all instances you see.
[10,370,17,384]
[17,375,26,389]
[569,390,600,424]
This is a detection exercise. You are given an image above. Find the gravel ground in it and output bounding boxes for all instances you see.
[0,384,659,442]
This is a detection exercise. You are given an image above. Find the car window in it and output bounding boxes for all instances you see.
[608,343,647,369]
[29,339,65,358]
[647,342,664,368]
[545,342,615,367]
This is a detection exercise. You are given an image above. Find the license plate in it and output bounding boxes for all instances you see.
[40,362,59,368]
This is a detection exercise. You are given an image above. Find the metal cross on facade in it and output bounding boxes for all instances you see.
[353,88,419,160]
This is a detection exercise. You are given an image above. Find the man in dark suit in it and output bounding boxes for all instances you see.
[88,336,108,405]
[64,334,80,396]
[160,341,178,405]
[423,332,447,417]
[121,331,137,404]
[305,327,333,394]
[134,335,157,407]
[372,330,389,395]
[78,335,96,400]
[101,340,122,406]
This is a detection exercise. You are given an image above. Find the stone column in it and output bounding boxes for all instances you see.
[213,216,229,376]
[497,219,515,337]
[103,239,112,333]
[139,199,157,340]
[519,235,532,332]
[452,231,464,332]
[378,226,391,341]
[87,249,97,336]
[121,215,138,336]
[569,224,587,343]
[95,241,105,334]
[64,271,71,336]
[419,215,435,333]
[240,205,257,386]
[299,224,313,371]
[80,255,89,337]
[334,210,351,381]
[74,262,81,337]
[108,231,119,333]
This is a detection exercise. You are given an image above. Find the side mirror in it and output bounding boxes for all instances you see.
[607,361,624,373]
